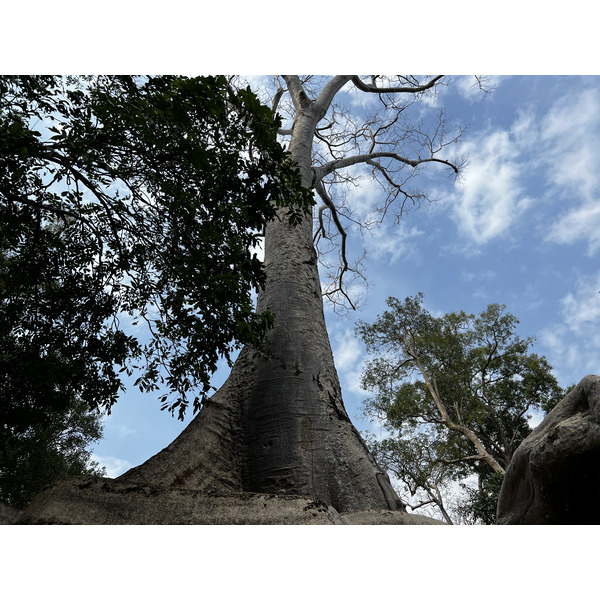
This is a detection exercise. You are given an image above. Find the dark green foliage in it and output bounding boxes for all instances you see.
[356,294,565,523]
[0,75,313,429]
[457,471,505,525]
[0,397,105,509]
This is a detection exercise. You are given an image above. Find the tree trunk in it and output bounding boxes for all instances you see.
[118,108,404,514]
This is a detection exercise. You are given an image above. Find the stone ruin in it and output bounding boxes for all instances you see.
[497,374,600,524]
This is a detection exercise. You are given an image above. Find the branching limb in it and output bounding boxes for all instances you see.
[313,76,352,119]
[271,76,285,114]
[314,179,356,310]
[351,75,444,94]
[316,151,459,180]
[313,203,328,243]
[405,335,506,475]
[272,77,295,137]
[282,75,311,111]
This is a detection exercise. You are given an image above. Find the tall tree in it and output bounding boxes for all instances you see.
[116,76,466,514]
[356,294,564,523]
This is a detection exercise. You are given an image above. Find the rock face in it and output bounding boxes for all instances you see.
[15,476,444,525]
[0,503,22,525]
[339,510,446,525]
[496,374,600,525]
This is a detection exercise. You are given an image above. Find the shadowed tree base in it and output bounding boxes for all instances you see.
[116,344,403,514]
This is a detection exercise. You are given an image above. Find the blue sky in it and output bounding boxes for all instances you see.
[4,6,598,596]
[90,75,600,481]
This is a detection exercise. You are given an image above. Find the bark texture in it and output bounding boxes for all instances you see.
[496,375,600,524]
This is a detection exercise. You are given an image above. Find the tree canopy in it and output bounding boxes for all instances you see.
[356,294,565,523]
[0,75,313,430]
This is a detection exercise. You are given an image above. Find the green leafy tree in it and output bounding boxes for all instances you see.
[0,396,105,510]
[0,75,312,436]
[356,294,565,523]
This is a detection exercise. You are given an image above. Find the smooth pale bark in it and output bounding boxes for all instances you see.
[118,96,404,513]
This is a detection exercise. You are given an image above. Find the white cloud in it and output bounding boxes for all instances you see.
[330,326,370,398]
[447,85,600,254]
[510,106,539,149]
[449,129,532,244]
[331,328,362,373]
[541,88,600,152]
[540,88,600,253]
[454,75,503,102]
[538,271,600,386]
[546,201,600,255]
[366,223,425,264]
[526,409,545,429]
[342,167,385,223]
[559,272,600,336]
[92,455,133,478]
[341,79,385,110]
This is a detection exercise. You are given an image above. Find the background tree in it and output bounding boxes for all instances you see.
[0,395,105,510]
[0,75,312,440]
[356,294,565,523]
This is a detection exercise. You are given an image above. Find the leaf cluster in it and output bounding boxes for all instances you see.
[1,75,313,426]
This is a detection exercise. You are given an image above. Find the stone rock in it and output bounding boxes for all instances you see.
[16,477,346,525]
[0,503,23,525]
[339,509,446,525]
[496,374,600,524]
[16,476,446,525]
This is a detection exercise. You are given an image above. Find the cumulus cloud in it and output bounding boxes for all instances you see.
[547,202,600,255]
[540,88,600,253]
[342,167,386,223]
[330,326,368,397]
[331,327,361,372]
[447,84,600,254]
[366,223,425,264]
[454,75,503,102]
[449,129,532,244]
[341,80,380,110]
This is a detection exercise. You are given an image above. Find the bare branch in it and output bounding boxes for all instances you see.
[314,179,356,310]
[267,75,467,311]
[315,151,459,180]
[351,75,444,94]
[313,76,352,118]
[271,76,285,114]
